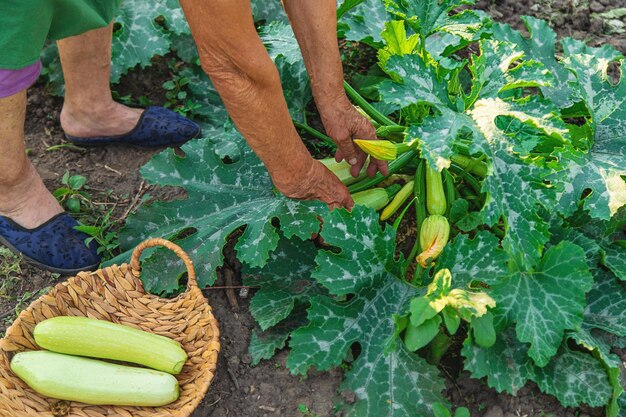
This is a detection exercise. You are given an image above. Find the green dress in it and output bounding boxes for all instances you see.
[0,0,121,69]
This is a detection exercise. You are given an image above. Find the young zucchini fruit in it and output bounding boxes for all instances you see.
[319,158,368,185]
[425,165,446,216]
[11,351,179,406]
[34,316,187,374]
[352,184,402,212]
[380,180,415,221]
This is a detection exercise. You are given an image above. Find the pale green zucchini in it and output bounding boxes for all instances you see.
[11,351,179,406]
[34,316,187,374]
[319,158,368,185]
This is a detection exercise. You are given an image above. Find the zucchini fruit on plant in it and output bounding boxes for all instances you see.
[11,351,179,406]
[352,184,402,211]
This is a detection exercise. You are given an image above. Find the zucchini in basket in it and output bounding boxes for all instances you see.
[34,316,188,374]
[11,351,179,406]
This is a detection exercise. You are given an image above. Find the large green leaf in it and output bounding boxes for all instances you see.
[288,279,445,417]
[178,66,228,126]
[549,216,602,269]
[248,308,308,367]
[288,206,445,416]
[492,16,577,108]
[243,236,324,331]
[554,50,626,220]
[568,209,626,280]
[260,21,304,65]
[437,231,509,288]
[584,268,626,336]
[109,127,324,293]
[532,347,612,407]
[384,0,485,41]
[339,0,389,45]
[312,207,398,295]
[568,327,624,415]
[462,328,535,395]
[111,0,189,82]
[251,0,288,23]
[491,241,593,366]
[275,56,312,123]
[249,327,290,366]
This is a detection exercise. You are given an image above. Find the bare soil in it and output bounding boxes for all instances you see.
[1,1,625,416]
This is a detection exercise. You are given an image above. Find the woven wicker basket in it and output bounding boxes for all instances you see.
[0,238,220,417]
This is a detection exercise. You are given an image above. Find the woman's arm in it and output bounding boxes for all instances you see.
[178,0,353,208]
[282,0,388,178]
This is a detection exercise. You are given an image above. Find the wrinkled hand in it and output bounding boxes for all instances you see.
[320,98,389,178]
[273,159,354,210]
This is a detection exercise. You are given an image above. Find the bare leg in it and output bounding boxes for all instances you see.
[58,23,142,138]
[0,91,63,228]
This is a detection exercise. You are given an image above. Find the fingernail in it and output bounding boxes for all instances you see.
[349,158,358,165]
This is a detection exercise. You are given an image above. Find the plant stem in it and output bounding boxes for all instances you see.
[293,120,336,149]
[344,81,399,127]
[448,163,482,197]
[348,150,418,193]
[376,125,407,142]
[450,154,488,178]
[491,225,505,239]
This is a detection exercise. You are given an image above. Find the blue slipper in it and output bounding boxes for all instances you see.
[0,213,101,275]
[65,106,201,149]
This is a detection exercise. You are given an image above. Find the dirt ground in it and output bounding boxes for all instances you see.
[1,1,625,416]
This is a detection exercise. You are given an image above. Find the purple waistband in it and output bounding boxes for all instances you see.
[0,61,42,98]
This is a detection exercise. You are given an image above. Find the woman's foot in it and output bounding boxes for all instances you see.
[63,105,202,149]
[60,101,143,138]
[0,163,101,274]
[0,163,63,229]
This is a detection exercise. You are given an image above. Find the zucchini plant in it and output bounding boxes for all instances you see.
[102,0,626,416]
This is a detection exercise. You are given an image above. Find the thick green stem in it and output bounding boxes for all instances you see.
[491,224,505,239]
[450,154,488,178]
[443,169,456,218]
[348,150,418,193]
[448,163,482,197]
[293,120,336,149]
[344,81,399,127]
[401,159,427,279]
[376,125,406,142]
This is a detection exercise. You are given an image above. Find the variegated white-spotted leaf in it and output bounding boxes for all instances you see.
[287,278,445,417]
[312,205,398,295]
[554,51,626,220]
[492,17,577,108]
[108,127,325,293]
[111,0,190,82]
[339,0,389,46]
[567,327,623,415]
[491,241,593,366]
[437,231,509,289]
[532,347,611,407]
[462,327,535,395]
[260,21,304,66]
[584,268,626,336]
[244,236,324,331]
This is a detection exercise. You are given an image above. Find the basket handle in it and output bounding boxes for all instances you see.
[130,238,199,294]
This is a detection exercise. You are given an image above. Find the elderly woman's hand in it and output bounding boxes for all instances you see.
[272,158,354,210]
[319,97,389,179]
